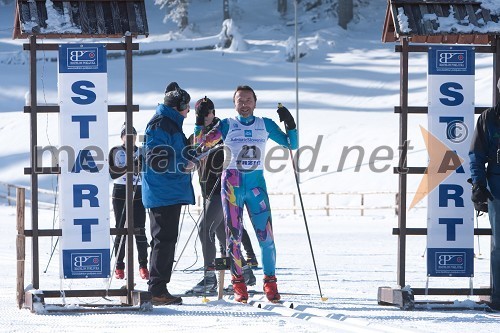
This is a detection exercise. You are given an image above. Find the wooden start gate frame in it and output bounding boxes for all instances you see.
[13,0,151,312]
[378,0,500,310]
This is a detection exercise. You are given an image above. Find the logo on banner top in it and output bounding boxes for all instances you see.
[67,47,98,69]
[59,44,107,73]
[428,46,474,75]
[438,51,467,67]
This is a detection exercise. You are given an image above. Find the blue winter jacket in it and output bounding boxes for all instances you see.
[141,104,195,208]
[469,102,500,198]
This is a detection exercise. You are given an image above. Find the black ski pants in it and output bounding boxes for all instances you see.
[148,204,182,296]
[199,194,226,268]
[112,185,148,269]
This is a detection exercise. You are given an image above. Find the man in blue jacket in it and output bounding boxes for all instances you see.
[469,78,500,311]
[142,82,195,305]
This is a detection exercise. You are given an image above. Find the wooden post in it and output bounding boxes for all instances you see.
[338,0,353,30]
[395,193,399,216]
[16,187,25,309]
[125,35,135,305]
[7,184,12,206]
[217,270,225,300]
[360,193,364,216]
[29,35,40,290]
[397,37,409,288]
[326,193,330,216]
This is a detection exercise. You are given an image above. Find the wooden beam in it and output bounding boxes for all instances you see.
[382,3,397,43]
[24,228,138,237]
[393,167,426,174]
[36,289,128,298]
[411,287,491,296]
[378,287,414,310]
[392,228,492,235]
[25,0,143,2]
[23,42,139,51]
[394,106,489,114]
[391,0,482,5]
[24,105,140,113]
[395,44,495,53]
[18,33,143,39]
[23,167,61,175]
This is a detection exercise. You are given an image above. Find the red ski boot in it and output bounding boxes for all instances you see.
[114,268,125,279]
[139,267,150,280]
[232,277,248,303]
[263,275,281,303]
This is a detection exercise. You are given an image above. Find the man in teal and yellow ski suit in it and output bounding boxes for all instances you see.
[194,85,298,303]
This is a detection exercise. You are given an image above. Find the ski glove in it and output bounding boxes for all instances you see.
[471,183,493,204]
[277,106,296,130]
[195,100,211,126]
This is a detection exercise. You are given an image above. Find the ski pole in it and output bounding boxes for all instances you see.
[110,172,141,261]
[173,207,200,271]
[43,237,59,273]
[279,103,327,302]
[475,210,481,257]
[42,177,60,273]
[198,161,223,303]
[108,170,142,289]
[172,177,221,271]
[109,147,143,262]
[201,179,209,304]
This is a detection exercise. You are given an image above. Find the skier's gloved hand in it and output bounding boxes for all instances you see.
[471,183,493,203]
[277,105,296,130]
[195,100,211,126]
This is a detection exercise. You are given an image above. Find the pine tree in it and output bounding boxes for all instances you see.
[155,0,189,30]
[278,0,287,16]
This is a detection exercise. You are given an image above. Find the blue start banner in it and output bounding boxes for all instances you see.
[426,46,475,277]
[58,44,110,279]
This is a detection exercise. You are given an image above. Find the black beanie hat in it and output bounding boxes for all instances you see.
[195,96,215,116]
[164,81,191,111]
[120,122,137,137]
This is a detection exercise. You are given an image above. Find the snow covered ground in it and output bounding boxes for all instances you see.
[1,0,500,332]
[0,205,497,332]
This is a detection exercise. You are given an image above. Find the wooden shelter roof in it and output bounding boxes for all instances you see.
[13,0,149,39]
[382,0,500,44]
